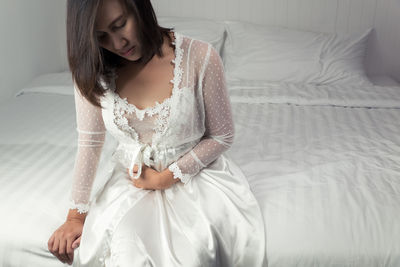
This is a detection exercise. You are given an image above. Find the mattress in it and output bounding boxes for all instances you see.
[1,79,400,266]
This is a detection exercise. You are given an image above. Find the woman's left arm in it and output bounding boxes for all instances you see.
[166,45,235,185]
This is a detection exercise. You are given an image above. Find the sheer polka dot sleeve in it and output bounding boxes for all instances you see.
[168,45,235,184]
[69,85,106,214]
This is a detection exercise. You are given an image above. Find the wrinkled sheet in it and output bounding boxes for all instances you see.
[225,81,400,266]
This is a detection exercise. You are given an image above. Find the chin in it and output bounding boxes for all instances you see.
[126,50,141,61]
[120,53,140,62]
[131,55,142,61]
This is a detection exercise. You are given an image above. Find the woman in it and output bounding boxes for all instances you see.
[48,0,267,266]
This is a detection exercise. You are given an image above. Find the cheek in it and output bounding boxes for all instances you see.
[125,22,137,40]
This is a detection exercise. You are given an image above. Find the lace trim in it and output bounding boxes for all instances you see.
[153,103,171,142]
[168,162,192,184]
[117,96,169,121]
[152,31,184,143]
[69,199,90,214]
[113,97,140,141]
[111,31,184,145]
[111,31,183,121]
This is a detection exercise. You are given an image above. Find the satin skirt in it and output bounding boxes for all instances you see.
[73,154,267,267]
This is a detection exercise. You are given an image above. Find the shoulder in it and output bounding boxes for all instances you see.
[177,32,213,59]
[177,32,220,71]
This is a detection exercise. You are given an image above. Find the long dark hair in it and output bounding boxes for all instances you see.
[67,0,173,107]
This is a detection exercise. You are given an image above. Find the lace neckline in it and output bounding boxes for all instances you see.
[110,30,183,116]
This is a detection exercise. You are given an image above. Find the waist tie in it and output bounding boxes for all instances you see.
[125,143,177,179]
[112,141,194,179]
[128,143,154,179]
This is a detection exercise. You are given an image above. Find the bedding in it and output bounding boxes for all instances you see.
[223,21,325,83]
[1,79,400,266]
[0,93,118,267]
[15,71,400,98]
[317,28,372,85]
[223,20,373,85]
[226,101,400,266]
[157,16,226,55]
[227,79,400,108]
[369,74,400,86]
[225,82,400,266]
[14,71,73,97]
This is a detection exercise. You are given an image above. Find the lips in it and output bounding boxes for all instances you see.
[121,46,135,56]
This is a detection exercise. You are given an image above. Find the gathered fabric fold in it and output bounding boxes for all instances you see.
[111,142,183,179]
[129,143,154,179]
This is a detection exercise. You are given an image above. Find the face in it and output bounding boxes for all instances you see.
[95,0,141,61]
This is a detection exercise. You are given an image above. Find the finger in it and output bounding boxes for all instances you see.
[138,178,149,189]
[72,236,81,249]
[66,236,75,264]
[59,237,69,263]
[52,236,63,263]
[127,165,139,172]
[48,234,55,252]
[133,178,142,188]
[126,168,138,177]
[52,235,59,256]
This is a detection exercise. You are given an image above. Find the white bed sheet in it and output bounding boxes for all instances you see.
[1,80,400,266]
[227,79,400,108]
[225,81,400,266]
[0,94,118,267]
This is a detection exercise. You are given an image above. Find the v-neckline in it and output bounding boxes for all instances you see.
[111,30,180,114]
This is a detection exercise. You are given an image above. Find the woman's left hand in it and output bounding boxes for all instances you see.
[127,164,178,190]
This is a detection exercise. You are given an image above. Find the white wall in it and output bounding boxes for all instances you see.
[0,0,66,105]
[151,0,400,82]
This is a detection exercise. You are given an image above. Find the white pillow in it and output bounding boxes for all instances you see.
[316,28,373,85]
[157,16,226,56]
[223,21,325,83]
[223,20,373,85]
[15,71,74,97]
[368,75,400,87]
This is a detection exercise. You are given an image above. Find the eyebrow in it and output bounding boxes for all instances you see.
[97,14,124,33]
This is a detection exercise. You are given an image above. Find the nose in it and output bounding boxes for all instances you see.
[110,34,128,52]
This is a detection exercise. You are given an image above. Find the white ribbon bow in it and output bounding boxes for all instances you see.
[128,143,155,179]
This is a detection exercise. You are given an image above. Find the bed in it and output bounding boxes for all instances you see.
[227,82,400,266]
[1,19,400,267]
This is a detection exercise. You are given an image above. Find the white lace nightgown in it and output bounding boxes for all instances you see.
[70,30,267,267]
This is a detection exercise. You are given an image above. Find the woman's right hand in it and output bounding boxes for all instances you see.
[48,218,84,265]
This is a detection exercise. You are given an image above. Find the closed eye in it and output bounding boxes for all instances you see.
[113,20,126,30]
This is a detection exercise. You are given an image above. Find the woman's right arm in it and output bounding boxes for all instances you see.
[48,84,106,265]
[69,84,107,215]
